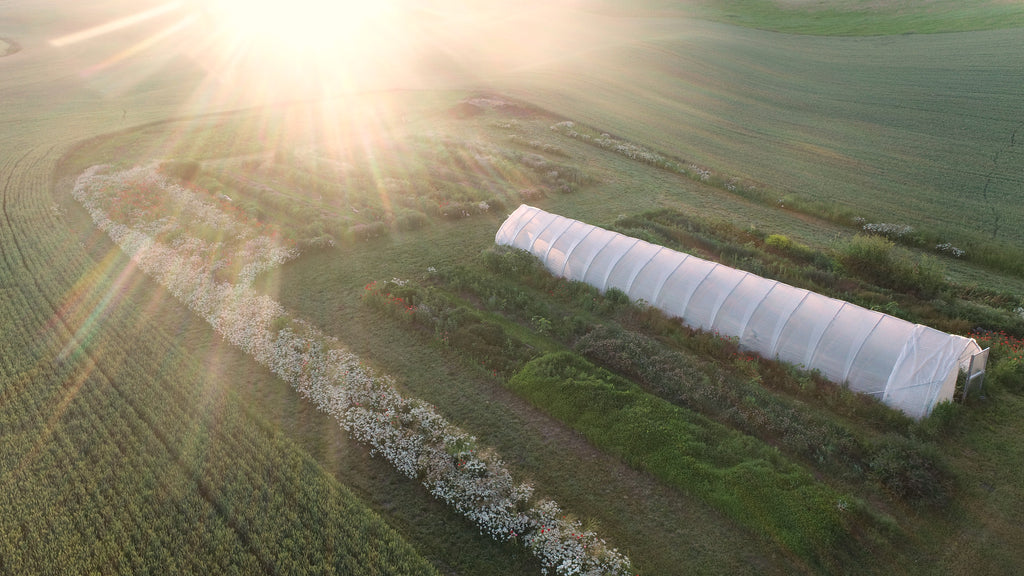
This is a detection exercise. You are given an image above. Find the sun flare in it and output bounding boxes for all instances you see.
[206,0,399,59]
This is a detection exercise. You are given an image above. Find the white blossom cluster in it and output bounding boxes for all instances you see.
[592,134,666,166]
[551,122,715,189]
[551,121,666,165]
[935,242,966,258]
[550,121,579,138]
[73,166,634,576]
[74,165,297,287]
[525,500,632,576]
[862,222,914,239]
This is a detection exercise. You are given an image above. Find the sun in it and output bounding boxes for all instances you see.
[188,0,415,98]
[206,0,399,58]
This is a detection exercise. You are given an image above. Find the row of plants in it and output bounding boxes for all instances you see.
[373,240,1020,508]
[607,209,1024,337]
[181,134,588,250]
[573,325,952,503]
[548,119,1024,277]
[449,247,917,429]
[509,352,881,571]
[71,164,634,575]
[361,277,898,571]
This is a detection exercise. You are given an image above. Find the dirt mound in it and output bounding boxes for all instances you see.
[0,38,22,57]
[448,101,484,119]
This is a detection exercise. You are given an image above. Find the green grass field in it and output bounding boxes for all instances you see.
[595,0,1024,35]
[3,0,1024,574]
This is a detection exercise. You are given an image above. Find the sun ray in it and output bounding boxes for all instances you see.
[49,2,185,48]
[82,14,199,77]
[12,355,93,480]
[56,247,147,363]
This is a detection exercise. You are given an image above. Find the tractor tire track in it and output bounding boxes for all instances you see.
[0,147,36,276]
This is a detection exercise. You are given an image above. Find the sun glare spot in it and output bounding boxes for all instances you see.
[207,0,398,58]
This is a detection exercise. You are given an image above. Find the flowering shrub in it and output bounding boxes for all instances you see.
[550,122,722,190]
[969,330,1024,364]
[73,165,634,576]
[862,222,914,240]
[935,242,966,258]
[73,164,297,288]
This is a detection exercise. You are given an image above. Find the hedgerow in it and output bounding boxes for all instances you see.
[510,353,876,571]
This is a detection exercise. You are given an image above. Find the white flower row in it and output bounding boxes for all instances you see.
[72,166,634,576]
[935,242,966,258]
[862,222,914,239]
[550,121,715,185]
[74,165,297,287]
[592,134,666,166]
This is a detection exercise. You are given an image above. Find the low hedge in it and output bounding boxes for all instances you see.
[509,352,879,571]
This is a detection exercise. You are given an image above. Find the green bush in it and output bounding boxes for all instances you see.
[869,435,952,505]
[298,234,335,251]
[395,211,430,231]
[481,246,547,278]
[510,352,869,570]
[350,221,389,242]
[765,233,793,250]
[987,358,1024,394]
[837,234,946,298]
[913,400,965,441]
[158,158,200,181]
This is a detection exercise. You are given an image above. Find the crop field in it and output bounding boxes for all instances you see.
[3,1,1024,575]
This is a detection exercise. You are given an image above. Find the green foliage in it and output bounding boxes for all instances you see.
[985,354,1024,395]
[838,235,946,298]
[689,0,1024,36]
[350,221,389,242]
[510,352,872,570]
[481,245,549,279]
[158,158,200,181]
[913,401,966,441]
[396,210,430,231]
[764,233,793,251]
[362,278,538,375]
[869,436,953,506]
[298,233,336,251]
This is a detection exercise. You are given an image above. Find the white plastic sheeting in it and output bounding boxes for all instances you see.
[496,205,984,419]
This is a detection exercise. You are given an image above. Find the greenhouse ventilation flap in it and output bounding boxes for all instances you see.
[496,205,986,419]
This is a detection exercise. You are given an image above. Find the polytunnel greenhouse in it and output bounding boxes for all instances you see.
[496,205,988,419]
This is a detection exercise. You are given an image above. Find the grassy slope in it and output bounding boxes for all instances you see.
[475,11,1024,257]
[55,86,1024,575]
[6,1,1024,575]
[263,100,1024,575]
[589,0,1024,35]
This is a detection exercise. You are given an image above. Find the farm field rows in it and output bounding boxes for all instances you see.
[486,21,1024,253]
[3,1,1024,575]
